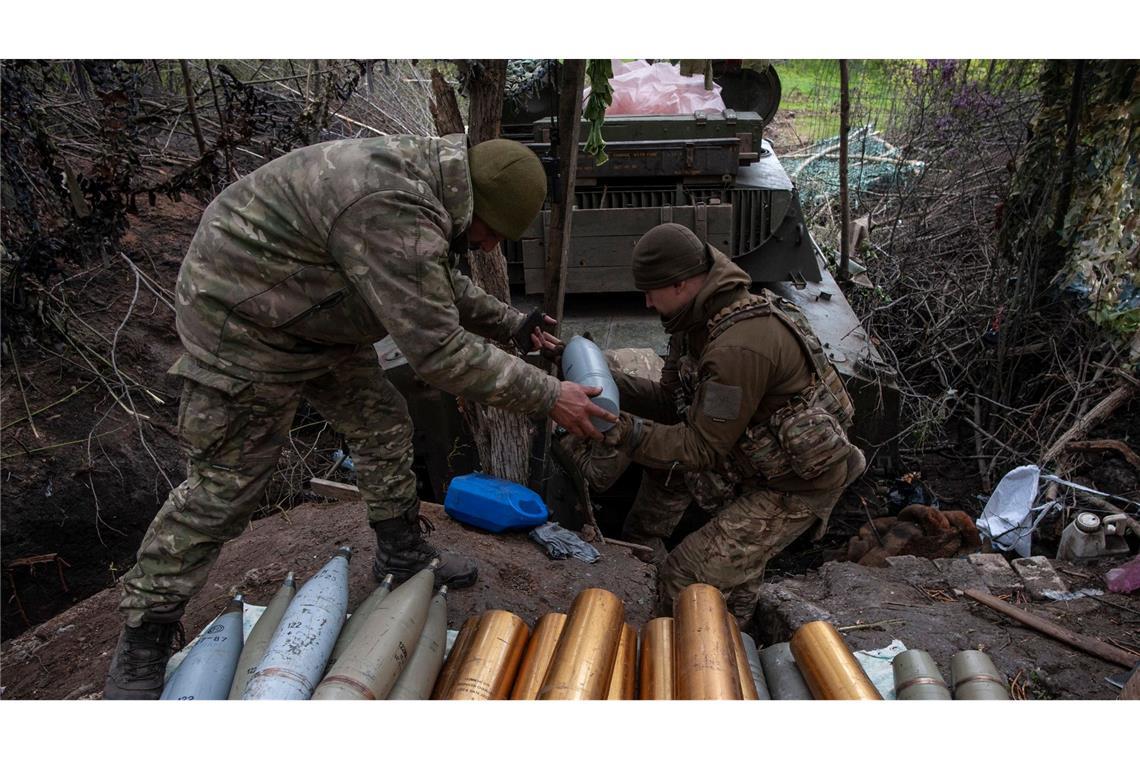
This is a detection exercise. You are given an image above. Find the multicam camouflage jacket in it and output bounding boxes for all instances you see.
[612,249,853,493]
[174,133,560,416]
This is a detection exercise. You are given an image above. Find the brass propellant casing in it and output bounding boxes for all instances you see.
[606,623,637,700]
[444,610,530,700]
[673,584,742,700]
[430,614,482,700]
[725,613,759,700]
[510,612,567,700]
[638,617,674,700]
[538,588,625,700]
[789,621,882,700]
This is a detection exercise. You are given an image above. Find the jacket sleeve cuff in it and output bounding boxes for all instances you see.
[506,307,526,337]
[538,373,562,416]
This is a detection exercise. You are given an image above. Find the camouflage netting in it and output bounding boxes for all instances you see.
[1003,60,1139,354]
[503,59,557,107]
[782,126,925,210]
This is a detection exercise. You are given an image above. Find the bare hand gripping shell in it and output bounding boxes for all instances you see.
[561,336,620,433]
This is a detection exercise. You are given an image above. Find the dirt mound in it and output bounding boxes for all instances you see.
[0,498,656,700]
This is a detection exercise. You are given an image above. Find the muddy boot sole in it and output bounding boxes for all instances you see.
[373,555,478,589]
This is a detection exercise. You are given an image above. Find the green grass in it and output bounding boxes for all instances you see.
[775,60,911,145]
[772,59,1040,146]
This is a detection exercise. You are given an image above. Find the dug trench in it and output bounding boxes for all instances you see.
[1,197,195,642]
[3,198,1138,700]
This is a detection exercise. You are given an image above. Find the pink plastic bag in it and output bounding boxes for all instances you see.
[588,59,726,116]
[1105,553,1140,594]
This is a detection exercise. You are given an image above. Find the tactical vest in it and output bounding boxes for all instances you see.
[678,290,856,483]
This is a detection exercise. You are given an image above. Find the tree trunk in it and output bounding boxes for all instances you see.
[429,69,463,135]
[432,60,533,484]
[463,60,506,144]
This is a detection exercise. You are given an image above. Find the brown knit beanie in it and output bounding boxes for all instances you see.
[469,139,547,240]
[631,223,711,289]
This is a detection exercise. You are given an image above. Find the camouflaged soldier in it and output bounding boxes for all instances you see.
[595,223,866,625]
[103,135,616,699]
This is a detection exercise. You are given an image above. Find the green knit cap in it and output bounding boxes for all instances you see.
[631,223,711,289]
[469,139,547,240]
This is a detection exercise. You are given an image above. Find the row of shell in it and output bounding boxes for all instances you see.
[892,648,1010,700]
[429,583,881,700]
[161,547,452,700]
[160,552,1009,701]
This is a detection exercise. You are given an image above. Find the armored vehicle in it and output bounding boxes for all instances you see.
[380,61,898,524]
[501,62,898,460]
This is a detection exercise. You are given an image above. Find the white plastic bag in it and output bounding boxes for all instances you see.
[976,465,1052,557]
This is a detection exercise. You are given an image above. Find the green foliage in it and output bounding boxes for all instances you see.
[583,59,614,165]
[1005,60,1139,345]
[776,59,1039,146]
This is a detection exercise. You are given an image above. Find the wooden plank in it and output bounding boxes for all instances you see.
[309,477,362,501]
[524,236,641,270]
[525,266,639,295]
[962,589,1138,668]
[309,479,449,517]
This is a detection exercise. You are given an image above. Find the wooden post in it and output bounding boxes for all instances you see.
[542,59,587,330]
[838,59,851,283]
[531,59,587,495]
[462,60,513,305]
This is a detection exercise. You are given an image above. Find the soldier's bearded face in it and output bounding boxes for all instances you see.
[468,216,506,252]
[644,281,693,317]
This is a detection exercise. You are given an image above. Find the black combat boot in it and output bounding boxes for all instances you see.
[103,618,185,700]
[372,509,478,588]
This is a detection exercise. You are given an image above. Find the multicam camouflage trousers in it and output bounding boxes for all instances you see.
[563,434,863,626]
[119,347,417,625]
[657,486,840,625]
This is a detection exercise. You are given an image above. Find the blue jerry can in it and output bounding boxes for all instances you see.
[443,473,549,533]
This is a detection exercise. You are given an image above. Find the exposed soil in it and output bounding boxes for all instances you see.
[1,196,201,640]
[0,497,656,700]
[752,554,1139,701]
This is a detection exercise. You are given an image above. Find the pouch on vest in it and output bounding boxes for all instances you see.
[735,383,853,482]
[776,402,853,481]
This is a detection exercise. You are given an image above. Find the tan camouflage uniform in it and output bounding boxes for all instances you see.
[578,248,865,625]
[120,134,559,624]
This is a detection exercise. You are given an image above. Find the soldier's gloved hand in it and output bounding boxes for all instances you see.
[602,412,645,452]
[511,308,559,356]
[533,328,565,365]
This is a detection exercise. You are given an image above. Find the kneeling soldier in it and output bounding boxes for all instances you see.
[589,223,866,625]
